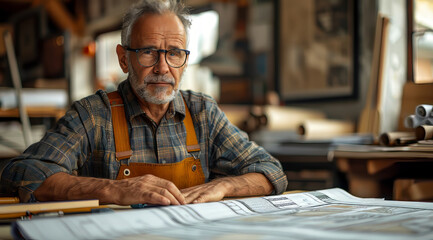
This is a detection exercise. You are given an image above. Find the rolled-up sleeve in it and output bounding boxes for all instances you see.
[208,103,288,195]
[0,101,94,202]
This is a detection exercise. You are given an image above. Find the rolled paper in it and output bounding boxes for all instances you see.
[420,118,432,126]
[395,136,418,145]
[416,104,433,118]
[415,125,433,140]
[297,119,354,139]
[264,106,325,131]
[379,131,416,146]
[404,115,421,128]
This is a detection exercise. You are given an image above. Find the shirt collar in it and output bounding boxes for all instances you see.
[117,80,186,121]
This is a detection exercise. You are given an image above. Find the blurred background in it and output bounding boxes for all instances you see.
[0,0,433,197]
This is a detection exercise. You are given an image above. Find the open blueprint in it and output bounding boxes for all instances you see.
[12,188,433,240]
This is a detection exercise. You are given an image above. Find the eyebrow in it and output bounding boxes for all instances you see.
[137,45,157,49]
[167,45,183,50]
[133,45,183,50]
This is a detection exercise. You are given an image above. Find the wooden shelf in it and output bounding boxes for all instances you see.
[0,107,65,120]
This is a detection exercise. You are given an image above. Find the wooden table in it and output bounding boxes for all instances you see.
[330,145,433,201]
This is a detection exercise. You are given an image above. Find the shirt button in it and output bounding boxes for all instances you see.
[162,160,166,164]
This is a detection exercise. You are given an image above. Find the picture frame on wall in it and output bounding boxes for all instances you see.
[409,0,433,84]
[13,7,46,67]
[275,0,358,102]
[11,6,47,83]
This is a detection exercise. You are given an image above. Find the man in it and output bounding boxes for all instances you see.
[0,0,287,205]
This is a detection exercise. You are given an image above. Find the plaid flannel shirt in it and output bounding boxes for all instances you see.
[1,80,287,202]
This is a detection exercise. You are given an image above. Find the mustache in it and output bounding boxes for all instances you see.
[143,74,175,86]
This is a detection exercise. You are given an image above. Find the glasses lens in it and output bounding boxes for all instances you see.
[134,49,188,68]
[137,49,158,67]
[166,49,187,68]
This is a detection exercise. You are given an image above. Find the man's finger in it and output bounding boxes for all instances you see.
[141,190,171,205]
[192,194,207,204]
[181,188,202,204]
[141,175,185,205]
[158,188,180,205]
[163,181,186,205]
[181,182,227,204]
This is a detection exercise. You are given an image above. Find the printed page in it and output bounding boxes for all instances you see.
[13,189,331,239]
[13,188,433,240]
[118,200,433,239]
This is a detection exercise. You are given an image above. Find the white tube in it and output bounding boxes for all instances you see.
[404,115,421,128]
[416,104,433,118]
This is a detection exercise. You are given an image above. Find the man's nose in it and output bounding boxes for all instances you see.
[153,52,170,74]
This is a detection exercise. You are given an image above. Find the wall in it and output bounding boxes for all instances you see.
[378,0,407,133]
[70,36,94,101]
[284,0,378,124]
[283,0,408,135]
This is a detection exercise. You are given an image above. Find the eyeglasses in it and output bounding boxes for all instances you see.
[125,47,190,68]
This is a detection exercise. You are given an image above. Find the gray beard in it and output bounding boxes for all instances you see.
[128,65,179,105]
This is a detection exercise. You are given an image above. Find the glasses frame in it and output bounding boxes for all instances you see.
[125,47,190,68]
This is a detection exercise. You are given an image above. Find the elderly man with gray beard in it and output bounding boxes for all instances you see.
[0,0,287,205]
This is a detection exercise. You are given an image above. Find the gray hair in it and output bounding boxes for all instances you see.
[121,0,191,47]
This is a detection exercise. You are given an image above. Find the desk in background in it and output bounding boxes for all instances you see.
[331,144,433,201]
[251,131,373,191]
[261,142,343,191]
[0,106,65,159]
[0,106,65,120]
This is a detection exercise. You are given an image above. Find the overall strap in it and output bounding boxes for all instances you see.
[107,91,132,161]
[182,97,201,153]
[107,91,201,162]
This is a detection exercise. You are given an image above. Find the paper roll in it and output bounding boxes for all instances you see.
[297,119,355,139]
[415,125,433,140]
[404,115,419,128]
[416,104,433,118]
[264,106,325,131]
[379,131,417,146]
[404,114,433,129]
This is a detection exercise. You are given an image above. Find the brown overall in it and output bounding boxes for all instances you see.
[107,91,205,189]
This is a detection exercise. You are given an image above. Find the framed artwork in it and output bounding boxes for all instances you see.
[11,6,47,83]
[275,0,358,102]
[409,0,433,84]
[13,7,46,68]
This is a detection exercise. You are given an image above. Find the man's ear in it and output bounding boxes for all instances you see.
[116,44,129,73]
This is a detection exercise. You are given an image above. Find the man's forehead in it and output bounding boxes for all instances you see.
[131,13,186,41]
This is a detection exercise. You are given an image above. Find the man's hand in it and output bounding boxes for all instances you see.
[181,173,274,204]
[106,174,186,205]
[181,179,228,204]
[34,172,186,206]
